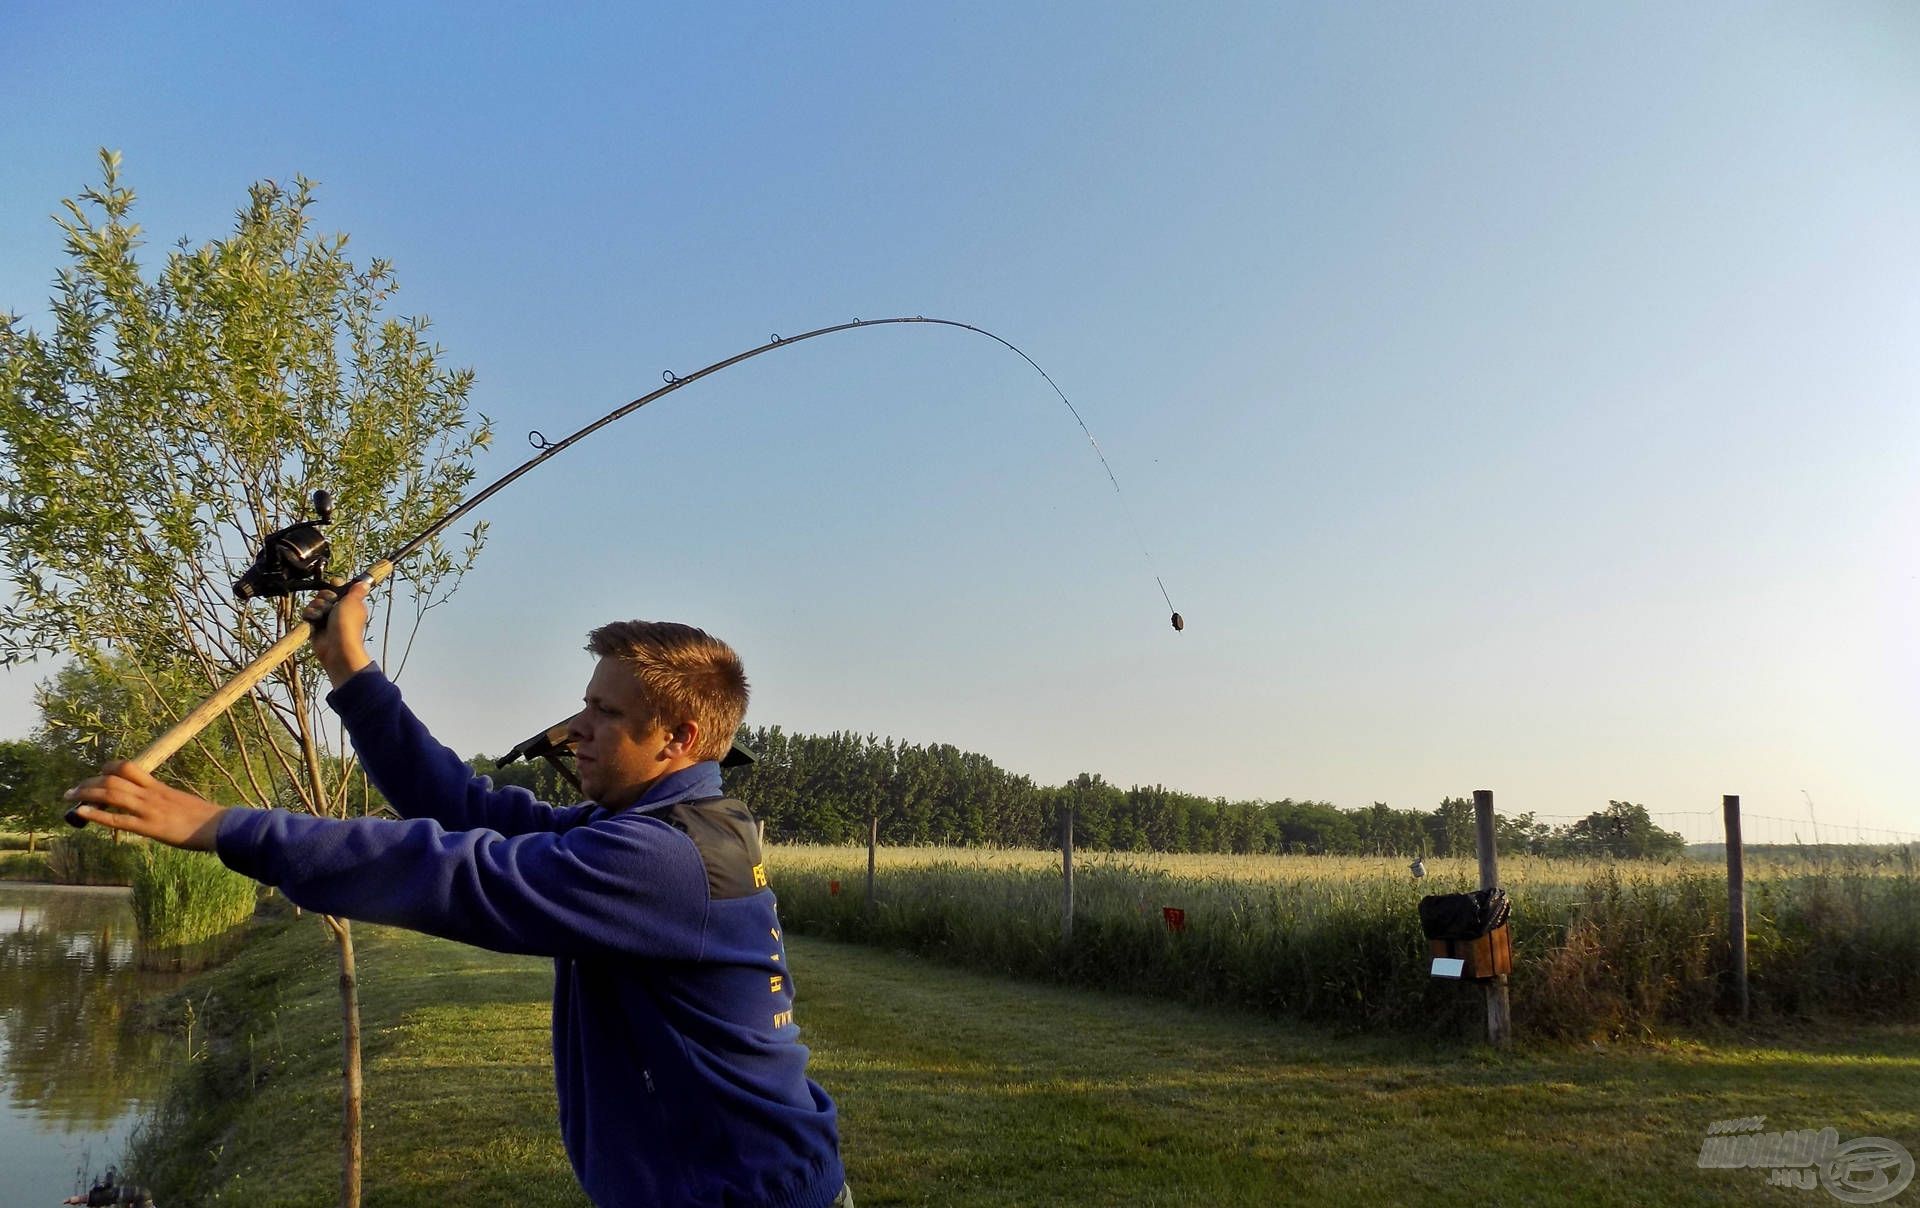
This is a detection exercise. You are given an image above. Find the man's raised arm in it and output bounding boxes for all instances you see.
[305,581,592,836]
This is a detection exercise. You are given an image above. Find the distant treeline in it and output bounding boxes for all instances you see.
[475,725,1690,859]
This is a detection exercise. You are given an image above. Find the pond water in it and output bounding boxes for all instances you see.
[0,884,186,1208]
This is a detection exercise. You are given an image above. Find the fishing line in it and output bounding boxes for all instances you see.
[949,322,1180,625]
[422,315,1182,629]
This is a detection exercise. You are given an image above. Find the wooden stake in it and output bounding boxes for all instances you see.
[1724,794,1748,1020]
[865,813,878,917]
[1474,789,1511,1047]
[1061,804,1075,942]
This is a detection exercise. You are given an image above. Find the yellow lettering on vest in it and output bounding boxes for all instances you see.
[770,974,785,993]
[772,1010,794,1029]
[752,863,768,888]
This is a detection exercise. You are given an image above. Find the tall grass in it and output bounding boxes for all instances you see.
[131,843,258,950]
[769,845,1920,1039]
[44,829,143,885]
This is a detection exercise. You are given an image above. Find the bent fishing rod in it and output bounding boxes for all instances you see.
[67,315,1180,827]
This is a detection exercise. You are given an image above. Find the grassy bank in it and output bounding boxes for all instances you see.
[0,846,55,880]
[768,845,1920,1037]
[128,911,1920,1206]
[1,829,54,880]
[130,907,578,1206]
[0,828,139,885]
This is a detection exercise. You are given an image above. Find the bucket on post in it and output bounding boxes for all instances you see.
[1419,887,1513,981]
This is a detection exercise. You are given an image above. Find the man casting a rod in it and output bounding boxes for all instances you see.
[64,580,852,1208]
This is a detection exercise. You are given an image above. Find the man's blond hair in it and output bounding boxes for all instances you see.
[584,622,748,762]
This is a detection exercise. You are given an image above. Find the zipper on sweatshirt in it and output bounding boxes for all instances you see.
[643,1069,656,1094]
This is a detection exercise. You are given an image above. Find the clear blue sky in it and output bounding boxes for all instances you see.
[3,4,1916,841]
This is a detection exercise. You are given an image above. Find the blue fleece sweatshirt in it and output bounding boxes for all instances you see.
[214,666,844,1208]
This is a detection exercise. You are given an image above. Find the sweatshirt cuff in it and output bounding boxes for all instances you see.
[325,661,397,719]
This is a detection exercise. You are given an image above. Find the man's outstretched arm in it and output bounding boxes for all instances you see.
[67,761,714,961]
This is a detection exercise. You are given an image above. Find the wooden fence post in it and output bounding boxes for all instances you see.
[865,814,878,917]
[1061,805,1075,942]
[1474,789,1511,1047]
[1724,794,1748,1020]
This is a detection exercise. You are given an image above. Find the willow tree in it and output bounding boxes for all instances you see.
[0,735,84,849]
[0,150,490,1208]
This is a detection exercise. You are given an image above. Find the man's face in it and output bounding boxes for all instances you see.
[568,657,677,809]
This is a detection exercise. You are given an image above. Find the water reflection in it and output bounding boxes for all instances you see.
[0,885,187,1204]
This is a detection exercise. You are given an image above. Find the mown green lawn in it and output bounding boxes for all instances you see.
[810,952,1920,1206]
[143,916,1920,1207]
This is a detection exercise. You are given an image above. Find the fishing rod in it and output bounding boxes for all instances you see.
[67,315,1180,826]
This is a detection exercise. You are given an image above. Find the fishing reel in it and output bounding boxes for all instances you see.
[233,491,334,600]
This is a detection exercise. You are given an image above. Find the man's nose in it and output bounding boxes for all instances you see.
[565,711,588,744]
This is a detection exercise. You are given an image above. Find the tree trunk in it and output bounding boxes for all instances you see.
[294,672,363,1208]
[325,914,363,1208]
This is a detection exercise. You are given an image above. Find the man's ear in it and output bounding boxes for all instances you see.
[665,721,701,760]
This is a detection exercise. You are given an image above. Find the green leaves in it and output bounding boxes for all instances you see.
[0,151,489,816]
